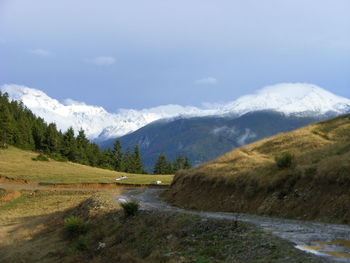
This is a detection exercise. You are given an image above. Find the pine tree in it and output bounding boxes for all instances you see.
[76,128,89,164]
[61,127,78,161]
[87,143,101,166]
[166,162,173,174]
[173,154,185,171]
[43,123,61,153]
[153,152,168,174]
[112,139,123,171]
[99,148,115,170]
[0,104,13,148]
[132,145,145,174]
[32,118,46,150]
[122,147,132,173]
[184,156,192,169]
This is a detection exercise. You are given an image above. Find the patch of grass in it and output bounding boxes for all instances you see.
[0,188,6,198]
[32,153,49,161]
[0,146,174,184]
[275,152,295,169]
[64,216,88,238]
[0,194,29,211]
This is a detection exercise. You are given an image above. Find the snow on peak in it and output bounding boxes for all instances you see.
[1,83,349,140]
[0,84,214,139]
[221,83,350,115]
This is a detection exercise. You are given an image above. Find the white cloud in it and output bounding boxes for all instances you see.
[85,56,116,66]
[194,77,217,85]
[211,126,239,136]
[29,48,53,57]
[236,128,256,146]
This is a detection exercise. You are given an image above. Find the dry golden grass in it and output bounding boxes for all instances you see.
[0,146,173,185]
[0,189,125,263]
[180,114,350,183]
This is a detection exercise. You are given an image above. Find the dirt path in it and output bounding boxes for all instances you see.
[119,189,350,263]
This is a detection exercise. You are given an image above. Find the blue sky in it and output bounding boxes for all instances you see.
[0,0,349,111]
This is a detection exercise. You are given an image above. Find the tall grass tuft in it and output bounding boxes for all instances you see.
[275,152,295,169]
[64,216,88,238]
[120,200,140,217]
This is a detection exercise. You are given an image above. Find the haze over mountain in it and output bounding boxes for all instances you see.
[2,83,350,142]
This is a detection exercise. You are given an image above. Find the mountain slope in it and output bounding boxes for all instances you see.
[102,111,323,171]
[164,114,350,223]
[2,83,350,140]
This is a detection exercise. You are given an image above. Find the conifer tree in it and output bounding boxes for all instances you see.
[76,129,89,164]
[61,127,78,161]
[132,145,145,174]
[173,154,185,171]
[122,147,132,173]
[44,123,61,153]
[153,152,168,174]
[0,104,13,148]
[166,162,173,174]
[113,139,123,171]
[32,118,46,150]
[184,156,192,169]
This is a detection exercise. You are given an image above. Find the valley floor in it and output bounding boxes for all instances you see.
[0,185,324,263]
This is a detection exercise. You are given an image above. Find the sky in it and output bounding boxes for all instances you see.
[0,0,349,111]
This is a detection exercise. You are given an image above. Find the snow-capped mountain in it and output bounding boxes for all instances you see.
[1,83,349,140]
[220,83,350,116]
[0,84,215,139]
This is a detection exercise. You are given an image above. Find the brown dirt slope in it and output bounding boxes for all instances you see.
[165,114,350,224]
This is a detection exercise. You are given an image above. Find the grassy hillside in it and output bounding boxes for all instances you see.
[0,147,173,185]
[165,114,350,223]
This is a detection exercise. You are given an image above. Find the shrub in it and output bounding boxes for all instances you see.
[120,200,140,217]
[275,152,295,169]
[64,216,88,238]
[49,153,68,162]
[32,153,49,161]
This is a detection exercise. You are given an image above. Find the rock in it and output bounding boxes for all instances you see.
[97,242,106,250]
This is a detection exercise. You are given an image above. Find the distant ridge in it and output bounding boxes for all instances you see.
[1,83,350,140]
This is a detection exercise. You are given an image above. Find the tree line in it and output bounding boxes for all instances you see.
[0,91,191,174]
[153,152,191,174]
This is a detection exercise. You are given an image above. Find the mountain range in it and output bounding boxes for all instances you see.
[2,83,349,140]
[2,83,350,171]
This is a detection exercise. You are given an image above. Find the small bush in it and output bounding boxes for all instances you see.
[64,216,88,238]
[49,153,68,162]
[32,153,49,161]
[275,152,295,169]
[120,200,140,217]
